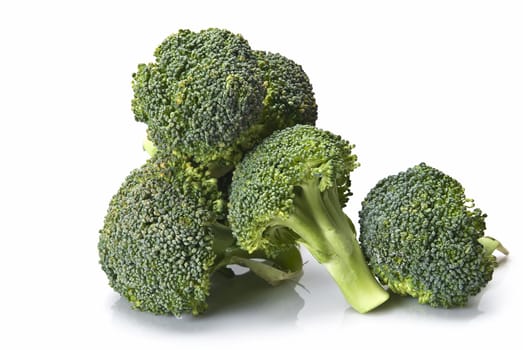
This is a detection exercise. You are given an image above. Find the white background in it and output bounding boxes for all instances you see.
[1,1,522,349]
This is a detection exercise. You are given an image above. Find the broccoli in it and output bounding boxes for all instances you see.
[358,163,508,308]
[255,50,317,130]
[228,125,390,313]
[132,28,317,176]
[98,156,302,316]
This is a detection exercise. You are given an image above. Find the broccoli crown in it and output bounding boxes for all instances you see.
[359,163,497,308]
[131,28,266,167]
[98,156,223,316]
[228,124,358,255]
[132,29,318,172]
[256,51,317,130]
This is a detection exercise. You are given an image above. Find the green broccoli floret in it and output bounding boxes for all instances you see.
[98,156,302,316]
[358,163,508,308]
[132,28,264,173]
[228,125,390,313]
[132,28,317,176]
[255,50,317,130]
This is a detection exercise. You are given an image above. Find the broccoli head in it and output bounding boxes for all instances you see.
[228,125,389,313]
[98,156,302,316]
[255,50,317,130]
[359,163,508,308]
[132,28,317,175]
[132,28,264,171]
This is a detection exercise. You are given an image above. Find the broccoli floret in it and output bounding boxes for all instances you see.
[98,156,302,316]
[132,28,317,176]
[358,163,508,308]
[255,50,317,131]
[132,28,264,172]
[228,125,390,313]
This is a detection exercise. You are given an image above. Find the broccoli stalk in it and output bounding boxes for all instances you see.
[142,137,157,157]
[478,236,509,257]
[271,179,389,313]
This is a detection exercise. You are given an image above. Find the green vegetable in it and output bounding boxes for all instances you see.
[98,156,302,316]
[104,27,509,317]
[132,28,316,176]
[359,163,508,308]
[228,124,390,313]
[255,50,317,130]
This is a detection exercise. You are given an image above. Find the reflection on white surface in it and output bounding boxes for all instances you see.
[110,269,305,334]
[109,251,511,338]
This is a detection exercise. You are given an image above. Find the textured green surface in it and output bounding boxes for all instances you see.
[359,163,498,307]
[98,157,222,315]
[132,29,317,171]
[229,124,357,254]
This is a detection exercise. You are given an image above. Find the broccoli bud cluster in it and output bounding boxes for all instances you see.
[359,163,508,308]
[131,28,317,172]
[99,159,220,315]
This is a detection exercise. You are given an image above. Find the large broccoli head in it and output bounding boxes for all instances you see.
[132,28,317,174]
[98,157,222,315]
[359,163,508,308]
[132,28,265,169]
[228,125,389,313]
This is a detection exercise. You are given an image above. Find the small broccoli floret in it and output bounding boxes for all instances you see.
[255,51,317,132]
[359,163,508,308]
[228,125,389,313]
[98,156,302,316]
[132,29,317,176]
